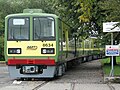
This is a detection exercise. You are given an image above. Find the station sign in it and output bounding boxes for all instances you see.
[105,45,119,56]
[103,22,120,32]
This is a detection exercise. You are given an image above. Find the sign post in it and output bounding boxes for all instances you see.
[105,44,119,76]
[111,33,114,77]
[103,22,120,77]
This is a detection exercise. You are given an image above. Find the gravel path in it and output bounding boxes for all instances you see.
[52,60,104,84]
[0,60,106,90]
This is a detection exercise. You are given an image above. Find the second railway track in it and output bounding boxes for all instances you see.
[107,83,115,90]
[32,81,49,90]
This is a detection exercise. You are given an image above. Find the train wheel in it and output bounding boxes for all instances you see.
[58,65,63,76]
[57,64,65,76]
[62,64,65,75]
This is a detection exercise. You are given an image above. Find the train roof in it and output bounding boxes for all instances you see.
[5,13,59,19]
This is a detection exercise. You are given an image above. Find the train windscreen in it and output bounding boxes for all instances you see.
[8,17,30,40]
[33,17,55,40]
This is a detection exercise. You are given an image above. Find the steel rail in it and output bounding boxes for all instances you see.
[107,83,115,90]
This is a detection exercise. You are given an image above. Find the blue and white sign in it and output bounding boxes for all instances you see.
[105,45,119,56]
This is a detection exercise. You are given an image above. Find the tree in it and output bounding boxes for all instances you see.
[99,0,120,65]
[1,0,119,61]
[0,0,56,60]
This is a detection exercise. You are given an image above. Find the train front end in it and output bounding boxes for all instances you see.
[4,12,59,79]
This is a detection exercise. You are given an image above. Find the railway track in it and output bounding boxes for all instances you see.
[107,83,115,90]
[1,59,119,90]
[32,81,49,90]
[31,82,116,90]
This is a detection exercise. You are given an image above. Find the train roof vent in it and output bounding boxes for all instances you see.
[23,9,44,13]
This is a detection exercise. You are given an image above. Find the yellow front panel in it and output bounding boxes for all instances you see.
[7,41,56,56]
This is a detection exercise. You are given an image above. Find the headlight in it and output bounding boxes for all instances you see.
[8,48,21,54]
[42,49,47,53]
[41,48,54,54]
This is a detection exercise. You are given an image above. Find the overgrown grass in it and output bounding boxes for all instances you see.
[100,57,120,76]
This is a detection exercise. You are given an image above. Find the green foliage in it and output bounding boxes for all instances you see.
[101,57,120,65]
[0,0,56,60]
[102,64,120,76]
[101,57,120,76]
[0,31,4,61]
[54,0,102,41]
[99,0,120,22]
[0,0,120,60]
[99,0,120,45]
[78,0,94,22]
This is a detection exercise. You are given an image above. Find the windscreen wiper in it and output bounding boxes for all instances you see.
[10,29,15,39]
[35,32,41,39]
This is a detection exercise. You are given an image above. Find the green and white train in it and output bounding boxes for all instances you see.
[4,9,103,79]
